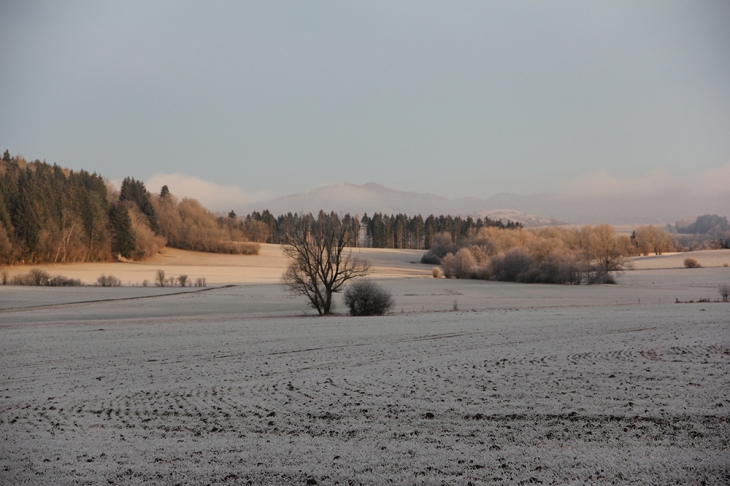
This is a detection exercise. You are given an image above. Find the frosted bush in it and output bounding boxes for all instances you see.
[344,280,393,316]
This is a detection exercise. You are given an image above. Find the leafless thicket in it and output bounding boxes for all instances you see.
[153,269,203,287]
[96,274,121,287]
[2,268,83,286]
[426,224,636,284]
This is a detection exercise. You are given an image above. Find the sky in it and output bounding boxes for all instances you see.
[1,1,729,211]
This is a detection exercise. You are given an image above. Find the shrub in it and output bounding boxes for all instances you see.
[8,269,52,286]
[48,275,83,286]
[344,279,394,316]
[558,257,584,285]
[451,248,477,279]
[468,265,490,280]
[421,251,441,265]
[202,241,261,255]
[97,274,122,287]
[467,245,489,265]
[584,269,616,285]
[1,269,7,285]
[432,267,442,278]
[720,284,730,303]
[9,271,82,286]
[155,269,166,287]
[28,268,51,286]
[10,273,32,285]
[489,248,535,282]
[441,253,455,278]
[683,257,702,268]
[238,242,260,255]
[194,277,207,287]
[429,233,458,259]
[178,275,189,287]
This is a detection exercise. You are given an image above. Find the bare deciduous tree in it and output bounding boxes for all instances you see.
[633,225,674,256]
[588,224,631,275]
[719,284,729,302]
[155,269,166,287]
[282,213,370,315]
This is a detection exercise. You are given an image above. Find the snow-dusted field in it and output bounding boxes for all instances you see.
[1,250,729,484]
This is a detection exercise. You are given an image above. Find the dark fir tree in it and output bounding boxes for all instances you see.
[120,177,159,234]
[110,204,135,259]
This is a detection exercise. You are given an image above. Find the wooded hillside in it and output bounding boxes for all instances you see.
[0,151,257,264]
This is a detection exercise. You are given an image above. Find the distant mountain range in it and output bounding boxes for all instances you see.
[246,182,727,226]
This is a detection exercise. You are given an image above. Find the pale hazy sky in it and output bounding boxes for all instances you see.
[1,1,729,206]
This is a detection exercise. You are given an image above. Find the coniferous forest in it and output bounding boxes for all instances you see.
[0,151,113,264]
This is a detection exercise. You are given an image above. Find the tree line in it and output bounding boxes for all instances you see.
[673,214,730,250]
[243,209,521,249]
[6,149,700,278]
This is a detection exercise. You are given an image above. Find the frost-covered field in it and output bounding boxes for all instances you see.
[1,250,729,484]
[1,301,728,484]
